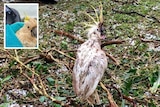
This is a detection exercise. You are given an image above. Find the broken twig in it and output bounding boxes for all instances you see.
[100,82,118,107]
[54,30,84,43]
[112,9,160,23]
[101,40,125,48]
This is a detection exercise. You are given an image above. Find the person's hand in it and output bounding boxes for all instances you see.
[5,22,24,47]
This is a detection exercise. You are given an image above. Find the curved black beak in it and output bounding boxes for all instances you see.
[31,27,37,38]
[98,23,106,39]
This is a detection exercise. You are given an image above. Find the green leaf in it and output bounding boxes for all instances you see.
[148,71,158,85]
[9,60,16,68]
[46,77,55,86]
[60,40,68,50]
[123,79,133,95]
[55,96,66,101]
[0,103,10,107]
[65,22,74,32]
[121,99,125,107]
[148,99,157,107]
[1,75,12,83]
[127,68,137,74]
[150,72,160,93]
[53,103,61,107]
[39,96,47,103]
[0,68,3,72]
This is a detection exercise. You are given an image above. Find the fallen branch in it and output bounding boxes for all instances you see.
[40,52,71,71]
[23,55,40,65]
[140,38,160,48]
[54,30,84,43]
[101,40,125,48]
[112,9,145,17]
[112,9,160,23]
[100,82,118,107]
[111,0,137,5]
[51,47,75,60]
[140,38,160,43]
[40,52,55,62]
[105,52,120,65]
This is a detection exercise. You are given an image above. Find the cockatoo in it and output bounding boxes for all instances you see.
[16,16,37,47]
[73,4,108,105]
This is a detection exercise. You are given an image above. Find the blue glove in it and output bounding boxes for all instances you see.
[6,22,24,47]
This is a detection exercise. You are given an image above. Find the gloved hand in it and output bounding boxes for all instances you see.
[6,22,24,47]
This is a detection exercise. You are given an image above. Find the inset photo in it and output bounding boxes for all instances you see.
[4,3,39,49]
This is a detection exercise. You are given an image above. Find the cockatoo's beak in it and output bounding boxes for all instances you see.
[99,22,106,39]
[31,26,37,37]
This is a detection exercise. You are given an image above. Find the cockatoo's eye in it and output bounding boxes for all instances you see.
[97,28,99,31]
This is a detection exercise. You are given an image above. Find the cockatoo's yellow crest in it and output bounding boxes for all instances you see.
[24,14,30,22]
[81,2,104,35]
[81,2,103,28]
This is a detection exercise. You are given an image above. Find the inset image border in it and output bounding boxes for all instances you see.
[4,3,39,49]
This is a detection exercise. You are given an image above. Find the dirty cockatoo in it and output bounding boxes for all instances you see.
[73,3,108,105]
[16,15,37,47]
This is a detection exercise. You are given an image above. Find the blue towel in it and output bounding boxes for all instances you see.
[6,22,24,47]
